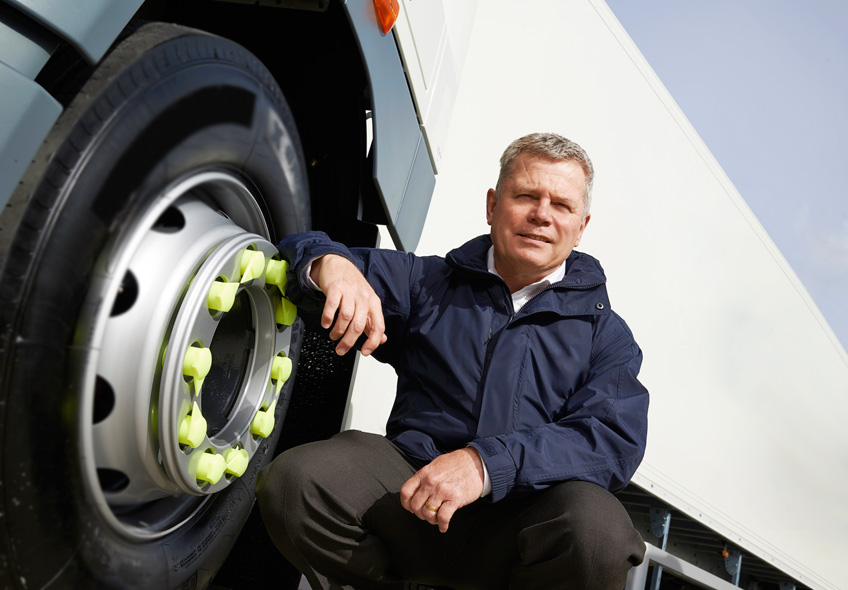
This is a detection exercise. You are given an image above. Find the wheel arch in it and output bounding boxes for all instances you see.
[8,0,435,251]
[136,0,432,251]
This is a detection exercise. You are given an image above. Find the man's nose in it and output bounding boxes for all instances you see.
[530,200,551,224]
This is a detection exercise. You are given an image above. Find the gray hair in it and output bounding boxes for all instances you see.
[495,133,594,215]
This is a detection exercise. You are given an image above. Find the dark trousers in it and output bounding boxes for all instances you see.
[256,430,645,590]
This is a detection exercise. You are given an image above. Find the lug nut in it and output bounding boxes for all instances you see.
[183,346,212,382]
[197,451,226,485]
[240,249,266,283]
[265,259,289,294]
[271,355,293,383]
[275,296,297,326]
[178,401,207,448]
[271,354,293,396]
[224,448,250,478]
[251,400,277,439]
[208,280,239,312]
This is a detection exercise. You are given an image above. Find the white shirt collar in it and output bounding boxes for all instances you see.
[486,246,567,312]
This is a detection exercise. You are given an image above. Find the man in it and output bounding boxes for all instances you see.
[257,133,649,590]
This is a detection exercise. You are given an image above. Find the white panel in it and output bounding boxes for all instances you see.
[418,40,456,170]
[393,0,478,171]
[350,2,848,588]
[400,0,446,89]
[393,0,445,124]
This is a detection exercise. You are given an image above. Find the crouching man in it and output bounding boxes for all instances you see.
[257,133,648,590]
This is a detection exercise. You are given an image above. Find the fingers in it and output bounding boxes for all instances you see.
[436,502,458,533]
[361,310,387,356]
[412,495,457,533]
[422,499,441,526]
[399,475,420,513]
[325,289,360,352]
[401,477,443,528]
[400,450,484,533]
[313,255,386,356]
[401,485,455,533]
[320,289,343,331]
[400,475,432,518]
[323,294,385,356]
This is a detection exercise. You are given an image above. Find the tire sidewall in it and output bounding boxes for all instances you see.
[2,25,307,589]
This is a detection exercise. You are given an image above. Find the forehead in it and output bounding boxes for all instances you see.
[506,154,586,198]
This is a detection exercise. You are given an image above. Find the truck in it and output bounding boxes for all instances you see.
[0,0,476,587]
[4,1,847,590]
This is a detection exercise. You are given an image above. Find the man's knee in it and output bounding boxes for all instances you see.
[256,433,414,588]
[256,431,414,542]
[259,443,312,497]
[553,482,644,562]
[256,444,323,543]
[513,481,645,588]
[257,430,377,508]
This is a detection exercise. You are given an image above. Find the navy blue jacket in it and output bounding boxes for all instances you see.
[279,231,649,502]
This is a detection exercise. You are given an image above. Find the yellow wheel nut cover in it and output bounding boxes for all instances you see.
[183,347,212,381]
[224,448,250,477]
[271,355,293,383]
[208,280,239,312]
[240,249,265,283]
[178,401,207,448]
[275,296,297,326]
[251,408,275,438]
[265,259,289,293]
[197,452,226,485]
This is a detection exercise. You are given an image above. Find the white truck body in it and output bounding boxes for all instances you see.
[348,2,848,589]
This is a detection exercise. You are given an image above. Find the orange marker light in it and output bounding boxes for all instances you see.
[374,0,400,34]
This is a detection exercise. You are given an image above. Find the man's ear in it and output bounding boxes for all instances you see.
[575,213,591,247]
[486,188,497,226]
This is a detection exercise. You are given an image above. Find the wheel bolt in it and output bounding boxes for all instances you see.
[240,249,266,283]
[271,355,293,383]
[183,346,212,381]
[197,451,226,485]
[208,280,239,312]
[224,448,250,478]
[251,400,277,439]
[178,401,207,448]
[265,259,289,294]
[275,296,297,326]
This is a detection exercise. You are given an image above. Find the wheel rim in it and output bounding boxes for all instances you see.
[76,168,297,541]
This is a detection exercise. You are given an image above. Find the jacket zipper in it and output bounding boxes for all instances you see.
[475,279,605,433]
[477,283,514,409]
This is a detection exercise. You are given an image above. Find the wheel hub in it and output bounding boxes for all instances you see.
[203,292,255,437]
[158,225,288,495]
[78,170,297,539]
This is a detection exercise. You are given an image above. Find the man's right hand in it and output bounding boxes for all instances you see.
[310,254,387,356]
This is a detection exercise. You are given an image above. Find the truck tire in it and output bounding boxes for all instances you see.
[0,23,309,589]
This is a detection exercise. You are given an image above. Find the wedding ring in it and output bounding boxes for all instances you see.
[424,502,439,513]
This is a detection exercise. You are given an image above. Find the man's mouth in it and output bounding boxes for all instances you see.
[520,234,550,243]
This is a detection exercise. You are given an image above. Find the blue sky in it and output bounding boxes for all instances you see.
[605,0,848,352]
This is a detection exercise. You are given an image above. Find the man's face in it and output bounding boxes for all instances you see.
[486,153,590,292]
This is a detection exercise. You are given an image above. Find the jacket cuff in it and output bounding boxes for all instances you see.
[276,231,360,314]
[301,257,323,291]
[469,437,516,502]
[466,445,492,497]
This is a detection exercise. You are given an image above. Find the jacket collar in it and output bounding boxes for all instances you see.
[446,235,608,289]
[445,235,610,317]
